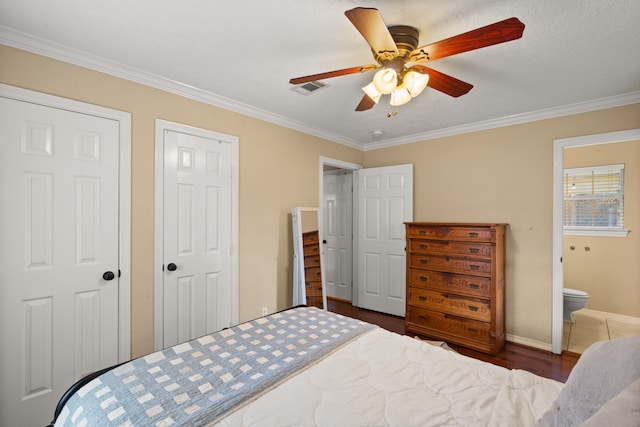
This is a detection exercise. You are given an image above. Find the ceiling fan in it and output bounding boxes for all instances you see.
[289,7,525,111]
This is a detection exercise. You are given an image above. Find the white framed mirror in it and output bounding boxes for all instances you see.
[292,207,326,309]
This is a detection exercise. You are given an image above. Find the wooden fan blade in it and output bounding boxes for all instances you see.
[412,65,473,97]
[355,94,376,111]
[345,7,399,60]
[409,17,525,63]
[289,65,377,85]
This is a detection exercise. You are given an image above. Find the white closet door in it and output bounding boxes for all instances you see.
[161,129,233,348]
[0,96,120,426]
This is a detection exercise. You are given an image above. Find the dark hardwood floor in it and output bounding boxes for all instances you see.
[327,298,579,383]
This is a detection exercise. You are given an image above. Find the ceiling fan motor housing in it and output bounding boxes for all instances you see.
[375,25,420,62]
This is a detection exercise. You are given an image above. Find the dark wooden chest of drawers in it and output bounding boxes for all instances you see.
[302,230,323,309]
[405,223,506,354]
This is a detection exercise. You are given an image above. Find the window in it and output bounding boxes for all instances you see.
[563,164,627,236]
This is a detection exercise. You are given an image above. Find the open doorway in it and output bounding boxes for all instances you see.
[552,129,640,354]
[318,157,414,316]
[319,157,361,305]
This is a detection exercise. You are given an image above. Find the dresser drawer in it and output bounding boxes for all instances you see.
[305,295,324,309]
[409,239,493,257]
[407,307,491,344]
[303,244,320,257]
[409,288,491,322]
[410,254,492,276]
[305,281,323,297]
[304,254,321,268]
[302,231,319,244]
[407,225,494,242]
[408,269,492,297]
[305,266,321,282]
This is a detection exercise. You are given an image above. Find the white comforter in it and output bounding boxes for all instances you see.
[215,328,563,426]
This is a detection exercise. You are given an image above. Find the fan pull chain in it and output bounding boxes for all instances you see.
[386,98,397,118]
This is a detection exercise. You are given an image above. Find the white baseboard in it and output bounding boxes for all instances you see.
[506,334,553,352]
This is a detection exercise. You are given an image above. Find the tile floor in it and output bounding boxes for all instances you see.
[563,308,640,353]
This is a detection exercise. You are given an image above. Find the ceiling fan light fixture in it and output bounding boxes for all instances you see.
[404,70,429,97]
[389,85,412,106]
[372,68,397,94]
[362,82,382,103]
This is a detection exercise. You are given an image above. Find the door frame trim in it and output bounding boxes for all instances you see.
[0,83,132,362]
[552,128,640,354]
[154,119,239,351]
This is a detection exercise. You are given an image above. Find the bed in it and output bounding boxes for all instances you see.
[50,306,640,426]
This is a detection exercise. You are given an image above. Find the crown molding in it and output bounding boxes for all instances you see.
[2,25,637,153]
[363,91,640,151]
[0,26,364,151]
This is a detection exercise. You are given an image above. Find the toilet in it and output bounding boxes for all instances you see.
[563,288,589,321]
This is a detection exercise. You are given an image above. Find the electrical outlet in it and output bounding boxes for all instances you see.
[261,307,268,316]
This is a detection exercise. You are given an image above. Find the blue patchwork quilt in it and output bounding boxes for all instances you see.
[55,306,375,426]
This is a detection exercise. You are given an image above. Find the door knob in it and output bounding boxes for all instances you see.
[102,271,115,281]
[167,263,177,271]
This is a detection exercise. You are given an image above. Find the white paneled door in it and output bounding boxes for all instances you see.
[160,127,234,348]
[0,96,122,426]
[357,164,413,316]
[323,170,354,301]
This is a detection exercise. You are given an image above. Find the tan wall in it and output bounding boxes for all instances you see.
[0,45,363,358]
[364,107,640,344]
[563,140,640,317]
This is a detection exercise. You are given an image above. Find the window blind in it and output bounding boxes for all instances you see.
[563,164,624,229]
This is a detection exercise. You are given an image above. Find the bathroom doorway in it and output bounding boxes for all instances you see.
[552,129,640,354]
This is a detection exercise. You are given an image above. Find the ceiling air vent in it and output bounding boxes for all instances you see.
[291,80,327,95]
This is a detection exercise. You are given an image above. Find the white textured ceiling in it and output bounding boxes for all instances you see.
[1,0,639,149]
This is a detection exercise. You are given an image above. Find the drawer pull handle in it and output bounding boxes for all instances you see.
[419,230,426,234]
[418,296,427,301]
[420,259,428,264]
[468,328,479,333]
[470,265,480,270]
[469,283,479,289]
[419,276,428,282]
[469,248,479,254]
[419,244,427,249]
[443,293,449,298]
[469,306,479,312]
[469,232,479,237]
[418,315,427,321]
